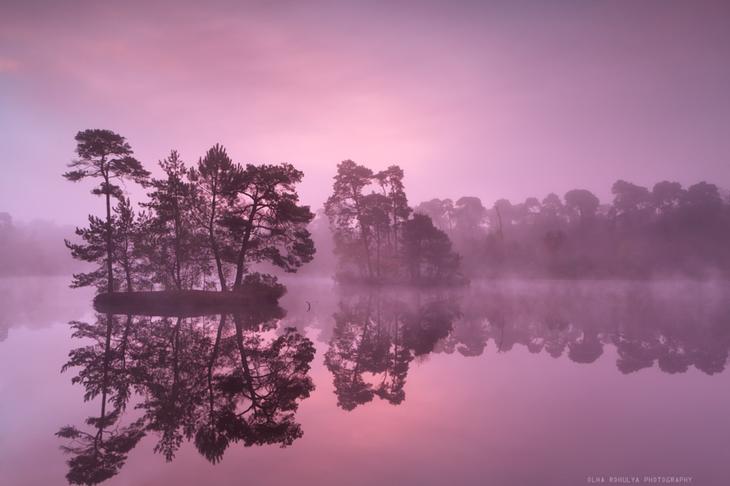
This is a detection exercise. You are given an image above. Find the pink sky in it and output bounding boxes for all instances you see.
[1,0,729,225]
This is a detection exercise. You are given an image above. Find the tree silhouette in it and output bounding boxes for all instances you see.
[564,189,600,224]
[414,198,454,233]
[373,165,411,253]
[326,160,462,284]
[223,163,315,289]
[189,144,239,291]
[63,129,149,293]
[418,177,730,279]
[65,198,143,291]
[402,213,462,285]
[140,150,206,290]
[325,160,376,279]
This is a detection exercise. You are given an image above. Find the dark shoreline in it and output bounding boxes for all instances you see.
[93,289,280,317]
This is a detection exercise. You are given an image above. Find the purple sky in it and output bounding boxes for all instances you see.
[1,0,729,226]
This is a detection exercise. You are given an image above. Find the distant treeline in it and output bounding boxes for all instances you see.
[0,213,83,276]
[412,180,730,279]
[318,167,730,281]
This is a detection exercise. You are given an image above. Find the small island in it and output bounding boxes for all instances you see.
[64,130,317,305]
[92,273,286,317]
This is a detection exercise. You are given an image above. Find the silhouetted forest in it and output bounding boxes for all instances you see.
[414,181,730,278]
[51,129,730,287]
[316,162,730,281]
[325,160,463,285]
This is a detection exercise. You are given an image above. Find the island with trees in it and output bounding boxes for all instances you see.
[63,129,470,315]
[63,129,316,311]
[63,128,730,310]
[325,160,464,285]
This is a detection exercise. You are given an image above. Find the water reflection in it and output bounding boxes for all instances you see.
[57,305,315,485]
[324,282,730,411]
[57,314,145,485]
[438,282,730,375]
[51,280,730,484]
[324,293,459,410]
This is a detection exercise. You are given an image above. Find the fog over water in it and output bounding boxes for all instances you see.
[2,1,730,485]
[1,277,729,485]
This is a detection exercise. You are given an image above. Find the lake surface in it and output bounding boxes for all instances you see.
[1,276,729,486]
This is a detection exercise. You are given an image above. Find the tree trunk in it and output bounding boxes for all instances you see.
[362,230,373,280]
[208,191,227,292]
[173,191,183,290]
[233,204,256,290]
[125,262,133,292]
[351,187,373,279]
[209,228,227,292]
[375,230,381,280]
[495,204,504,242]
[104,177,115,293]
[232,238,248,289]
[122,236,133,292]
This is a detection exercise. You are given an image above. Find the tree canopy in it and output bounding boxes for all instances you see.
[63,132,314,293]
[325,160,462,285]
[413,180,730,279]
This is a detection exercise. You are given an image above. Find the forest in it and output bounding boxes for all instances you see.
[62,129,730,292]
[317,163,730,281]
[324,160,463,285]
[413,181,730,279]
[62,130,466,294]
[51,129,730,485]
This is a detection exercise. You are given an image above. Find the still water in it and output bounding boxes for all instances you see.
[1,277,729,486]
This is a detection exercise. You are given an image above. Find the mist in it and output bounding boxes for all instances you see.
[0,212,86,276]
[3,0,730,227]
[2,2,730,486]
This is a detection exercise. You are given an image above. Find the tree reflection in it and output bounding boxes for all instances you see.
[325,293,459,410]
[325,282,730,413]
[57,303,315,484]
[56,313,145,485]
[438,282,730,375]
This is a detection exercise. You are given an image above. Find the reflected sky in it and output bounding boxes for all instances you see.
[1,278,729,485]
